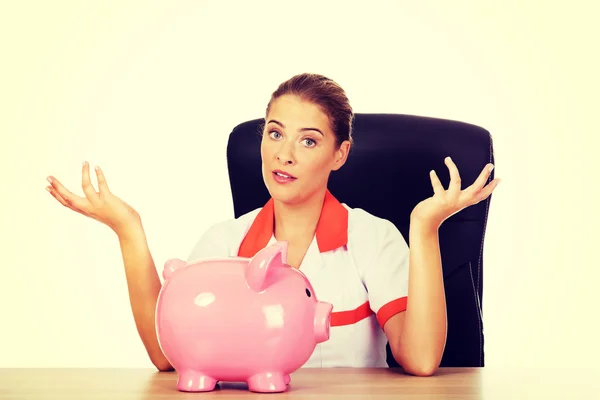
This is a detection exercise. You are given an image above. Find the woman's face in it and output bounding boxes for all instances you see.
[261,94,350,205]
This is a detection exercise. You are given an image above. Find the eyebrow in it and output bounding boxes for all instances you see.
[267,119,324,137]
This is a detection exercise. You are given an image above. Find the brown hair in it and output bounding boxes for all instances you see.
[264,73,354,148]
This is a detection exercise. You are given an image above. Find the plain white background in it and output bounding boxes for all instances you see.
[2,0,598,368]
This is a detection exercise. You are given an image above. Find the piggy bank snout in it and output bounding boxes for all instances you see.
[314,301,333,344]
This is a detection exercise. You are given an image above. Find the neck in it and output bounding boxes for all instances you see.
[273,189,327,241]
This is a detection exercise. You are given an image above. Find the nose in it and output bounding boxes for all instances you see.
[276,141,295,165]
[314,301,333,343]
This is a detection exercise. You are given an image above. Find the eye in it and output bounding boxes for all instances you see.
[268,130,282,140]
[302,138,316,147]
[305,288,311,297]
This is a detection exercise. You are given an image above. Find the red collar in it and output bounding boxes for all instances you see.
[237,189,348,258]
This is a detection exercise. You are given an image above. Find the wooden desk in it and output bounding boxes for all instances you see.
[0,367,598,399]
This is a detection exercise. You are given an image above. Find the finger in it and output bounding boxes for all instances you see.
[429,169,444,195]
[46,184,86,215]
[46,185,69,207]
[47,176,89,211]
[469,163,494,191]
[445,157,461,192]
[469,178,501,205]
[81,161,100,204]
[463,163,495,198]
[94,165,110,194]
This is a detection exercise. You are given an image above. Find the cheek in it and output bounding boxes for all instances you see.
[260,141,272,161]
[261,134,281,154]
[303,152,334,176]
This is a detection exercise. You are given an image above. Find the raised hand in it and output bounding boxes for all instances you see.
[410,156,501,230]
[46,161,141,235]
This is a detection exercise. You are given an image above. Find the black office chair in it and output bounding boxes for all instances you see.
[226,113,495,368]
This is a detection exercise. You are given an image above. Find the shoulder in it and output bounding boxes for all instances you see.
[204,207,262,238]
[344,205,408,269]
[186,207,262,261]
[346,205,405,245]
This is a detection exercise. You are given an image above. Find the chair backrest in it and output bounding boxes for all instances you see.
[226,113,495,367]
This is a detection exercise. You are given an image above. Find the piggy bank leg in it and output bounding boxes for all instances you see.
[284,374,291,385]
[247,372,287,393]
[177,370,217,392]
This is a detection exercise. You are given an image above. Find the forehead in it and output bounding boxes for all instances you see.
[267,95,331,130]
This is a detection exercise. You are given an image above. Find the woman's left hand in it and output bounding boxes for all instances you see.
[410,156,501,230]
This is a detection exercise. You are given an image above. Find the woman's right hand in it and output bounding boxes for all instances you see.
[46,161,141,236]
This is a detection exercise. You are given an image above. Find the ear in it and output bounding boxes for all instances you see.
[245,241,288,292]
[332,140,351,171]
[163,258,187,280]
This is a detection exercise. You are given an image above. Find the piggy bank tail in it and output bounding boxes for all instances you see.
[163,258,187,280]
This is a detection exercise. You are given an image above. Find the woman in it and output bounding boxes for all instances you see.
[45,73,500,376]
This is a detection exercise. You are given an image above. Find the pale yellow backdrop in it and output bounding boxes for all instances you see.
[1,1,598,368]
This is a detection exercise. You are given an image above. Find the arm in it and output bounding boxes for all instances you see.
[383,217,447,376]
[385,156,499,376]
[117,221,173,372]
[45,164,173,371]
[122,215,234,371]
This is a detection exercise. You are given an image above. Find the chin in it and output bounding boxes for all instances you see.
[266,183,300,204]
[264,180,303,205]
[262,168,322,205]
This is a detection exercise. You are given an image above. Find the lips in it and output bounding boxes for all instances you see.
[273,170,296,179]
[272,169,297,184]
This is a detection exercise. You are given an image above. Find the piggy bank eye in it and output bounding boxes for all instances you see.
[305,288,311,297]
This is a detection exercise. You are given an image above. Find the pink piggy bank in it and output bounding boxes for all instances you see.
[155,241,333,393]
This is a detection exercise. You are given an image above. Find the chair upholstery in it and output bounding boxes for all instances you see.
[225,113,495,367]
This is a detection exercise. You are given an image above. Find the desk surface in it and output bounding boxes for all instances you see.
[1,367,598,399]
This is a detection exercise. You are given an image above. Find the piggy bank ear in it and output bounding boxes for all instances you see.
[163,258,187,280]
[245,241,288,292]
